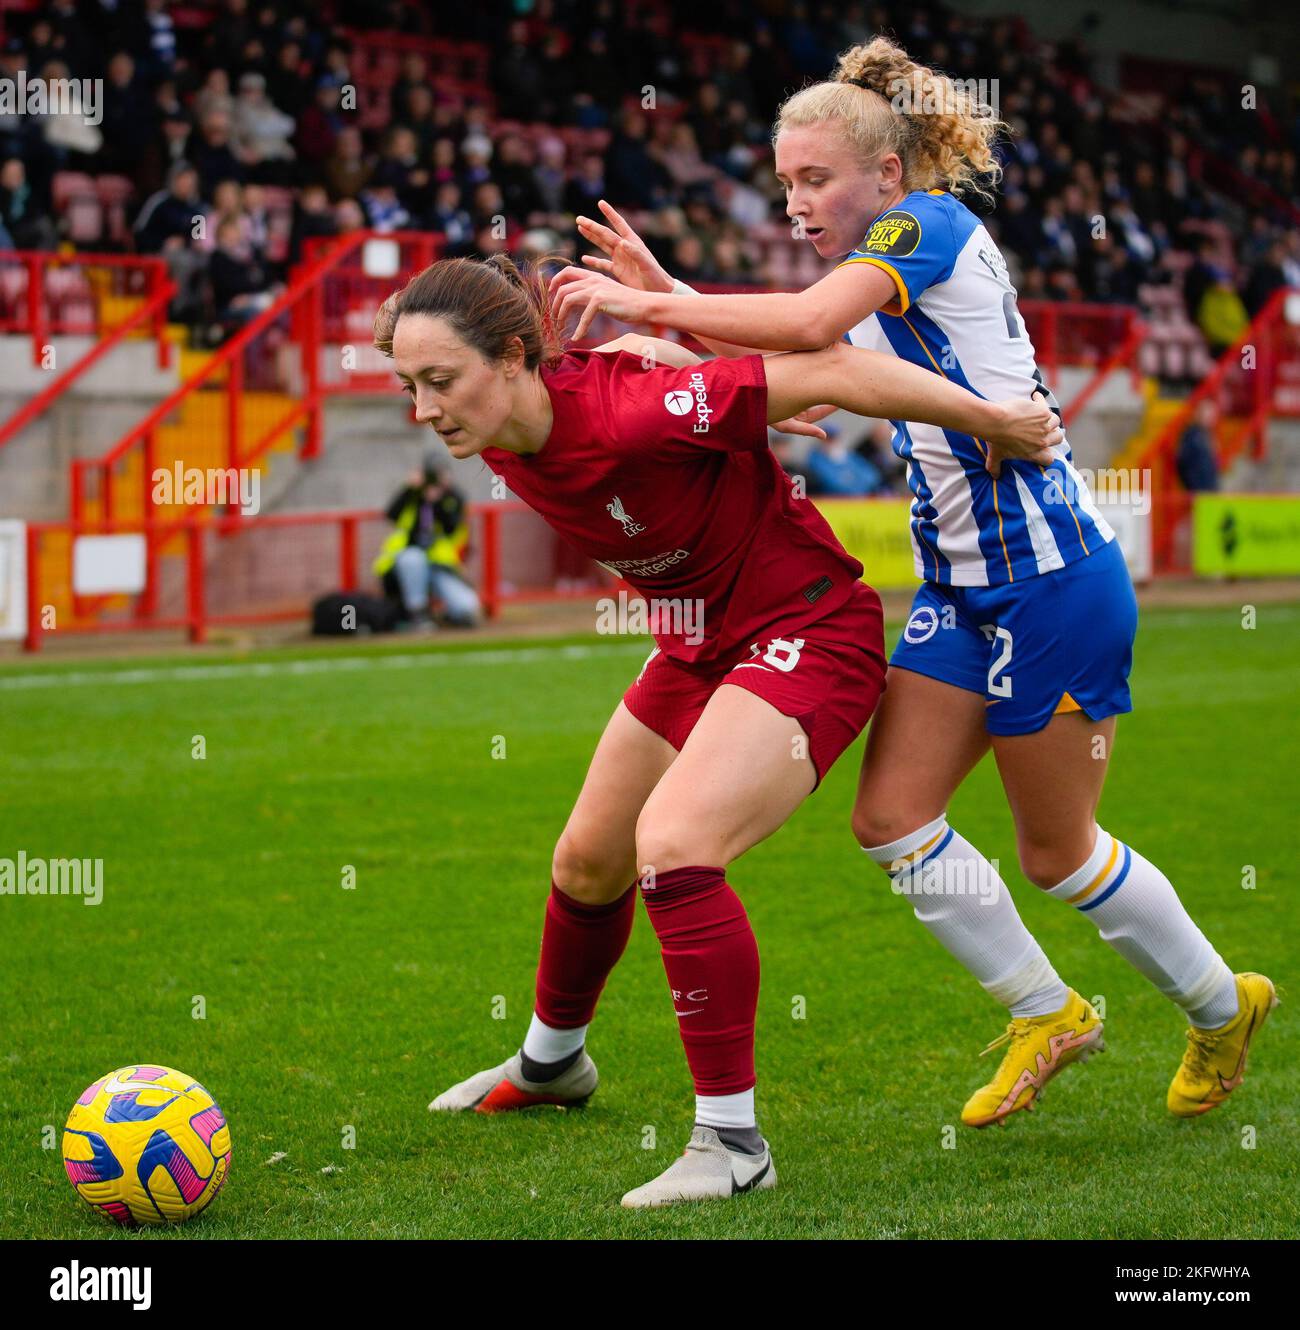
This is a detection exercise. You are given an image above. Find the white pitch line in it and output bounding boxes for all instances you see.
[0,641,648,691]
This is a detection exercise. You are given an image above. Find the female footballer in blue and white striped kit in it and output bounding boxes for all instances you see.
[551,35,1275,1126]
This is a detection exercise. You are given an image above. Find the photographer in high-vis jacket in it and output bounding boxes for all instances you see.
[374,453,481,628]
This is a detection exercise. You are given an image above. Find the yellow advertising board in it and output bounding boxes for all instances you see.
[1192,495,1300,577]
[812,498,920,590]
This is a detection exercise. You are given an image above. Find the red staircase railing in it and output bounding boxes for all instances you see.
[71,231,443,527]
[0,250,172,368]
[1138,286,1299,572]
[0,270,176,452]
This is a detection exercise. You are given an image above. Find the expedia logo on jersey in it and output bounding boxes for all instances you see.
[665,371,713,433]
[861,210,921,258]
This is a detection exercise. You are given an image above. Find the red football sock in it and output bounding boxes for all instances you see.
[533,881,637,1029]
[640,866,760,1096]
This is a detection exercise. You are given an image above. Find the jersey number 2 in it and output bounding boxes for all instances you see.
[979,624,1013,698]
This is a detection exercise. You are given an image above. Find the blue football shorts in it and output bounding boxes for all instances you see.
[889,538,1138,736]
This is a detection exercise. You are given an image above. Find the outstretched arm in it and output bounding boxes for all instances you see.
[553,249,892,350]
[762,343,1062,472]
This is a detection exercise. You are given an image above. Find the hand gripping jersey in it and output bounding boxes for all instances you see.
[480,350,864,667]
[840,189,1115,587]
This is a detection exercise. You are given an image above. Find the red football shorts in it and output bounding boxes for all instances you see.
[622,582,886,788]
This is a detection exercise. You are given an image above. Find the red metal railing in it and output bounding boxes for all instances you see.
[70,231,445,527]
[0,272,176,452]
[22,502,611,651]
[0,250,172,368]
[1138,286,1299,572]
[296,231,441,394]
[1018,300,1142,401]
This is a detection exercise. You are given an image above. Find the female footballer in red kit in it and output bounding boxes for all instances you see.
[378,253,1059,1207]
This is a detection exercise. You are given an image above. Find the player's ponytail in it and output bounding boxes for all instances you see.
[774,35,1006,204]
[373,253,566,368]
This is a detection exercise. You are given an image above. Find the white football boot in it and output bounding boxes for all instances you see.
[620,1126,777,1208]
[429,1050,597,1113]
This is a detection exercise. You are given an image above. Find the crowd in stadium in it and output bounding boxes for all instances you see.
[1,1,1297,367]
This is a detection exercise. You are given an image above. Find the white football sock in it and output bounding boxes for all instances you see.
[1044,827,1239,1028]
[694,1089,755,1130]
[522,1012,587,1063]
[864,814,1068,1018]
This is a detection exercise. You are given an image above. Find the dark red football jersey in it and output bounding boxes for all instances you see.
[480,350,865,666]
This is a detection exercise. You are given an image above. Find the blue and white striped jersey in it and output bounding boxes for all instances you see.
[841,189,1114,586]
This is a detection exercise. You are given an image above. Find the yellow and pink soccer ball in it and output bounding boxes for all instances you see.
[62,1065,231,1226]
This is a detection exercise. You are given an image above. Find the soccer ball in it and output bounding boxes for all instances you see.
[62,1064,231,1226]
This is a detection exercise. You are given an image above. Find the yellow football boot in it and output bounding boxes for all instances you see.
[961,989,1104,1128]
[1168,972,1278,1117]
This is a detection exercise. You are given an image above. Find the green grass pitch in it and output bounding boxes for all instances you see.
[1,603,1296,1240]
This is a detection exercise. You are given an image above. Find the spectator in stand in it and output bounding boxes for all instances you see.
[1091,234,1141,305]
[193,68,235,126]
[493,21,546,121]
[0,157,58,249]
[372,125,431,218]
[44,0,95,80]
[470,181,508,235]
[460,134,494,192]
[570,29,622,126]
[428,137,458,190]
[390,51,431,129]
[564,154,606,218]
[334,197,366,235]
[1243,239,1289,319]
[138,107,194,198]
[804,428,884,498]
[361,182,410,233]
[192,110,247,196]
[133,161,208,320]
[288,182,337,265]
[532,135,568,216]
[242,182,271,264]
[325,126,372,202]
[857,419,907,493]
[125,0,177,84]
[296,77,344,168]
[210,215,283,332]
[428,182,474,253]
[134,161,202,252]
[231,73,297,185]
[655,122,715,191]
[37,58,103,162]
[671,233,711,285]
[399,84,442,160]
[494,135,541,223]
[196,178,250,254]
[1176,399,1220,493]
[1182,237,1220,326]
[267,39,313,123]
[605,108,670,210]
[97,51,155,177]
[1196,268,1249,356]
